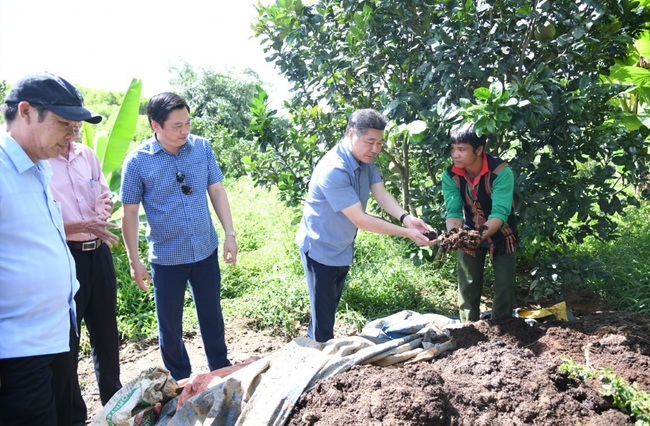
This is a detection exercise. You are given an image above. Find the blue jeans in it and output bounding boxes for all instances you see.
[150,249,229,380]
[300,251,350,343]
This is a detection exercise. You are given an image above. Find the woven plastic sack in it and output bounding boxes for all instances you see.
[92,366,178,426]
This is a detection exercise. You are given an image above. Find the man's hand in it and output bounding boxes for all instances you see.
[403,215,434,234]
[404,228,437,247]
[86,216,119,246]
[223,237,238,268]
[95,192,114,220]
[403,215,437,246]
[130,259,152,291]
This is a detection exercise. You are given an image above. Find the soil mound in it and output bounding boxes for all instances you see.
[287,311,650,425]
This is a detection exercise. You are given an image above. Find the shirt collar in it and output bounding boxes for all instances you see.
[150,134,192,154]
[451,153,489,195]
[2,133,40,174]
[338,139,361,172]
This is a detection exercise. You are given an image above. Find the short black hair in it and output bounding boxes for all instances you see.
[1,103,18,123]
[450,123,486,150]
[147,92,190,129]
[2,102,48,124]
[345,108,387,135]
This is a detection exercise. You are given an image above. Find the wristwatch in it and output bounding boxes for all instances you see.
[225,230,236,237]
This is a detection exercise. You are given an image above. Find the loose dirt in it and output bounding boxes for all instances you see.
[436,226,488,251]
[79,292,650,425]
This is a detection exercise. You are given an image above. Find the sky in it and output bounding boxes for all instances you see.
[0,0,292,105]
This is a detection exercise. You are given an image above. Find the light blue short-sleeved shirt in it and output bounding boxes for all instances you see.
[0,134,78,358]
[296,141,382,266]
[120,134,223,266]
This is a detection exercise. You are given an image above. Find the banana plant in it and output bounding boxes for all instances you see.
[604,30,650,131]
[80,78,142,192]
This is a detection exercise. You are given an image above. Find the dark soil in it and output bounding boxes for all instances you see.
[81,292,650,425]
[423,230,438,241]
[437,226,488,251]
[286,309,650,425]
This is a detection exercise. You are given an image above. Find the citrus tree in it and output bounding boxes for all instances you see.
[249,0,650,254]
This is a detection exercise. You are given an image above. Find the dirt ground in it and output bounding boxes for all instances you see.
[80,291,650,425]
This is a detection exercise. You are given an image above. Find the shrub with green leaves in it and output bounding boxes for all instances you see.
[560,356,650,424]
[569,204,650,313]
[111,177,650,341]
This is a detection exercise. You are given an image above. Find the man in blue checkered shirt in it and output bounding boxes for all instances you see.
[120,92,237,381]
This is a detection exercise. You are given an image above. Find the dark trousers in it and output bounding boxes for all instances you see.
[69,243,122,424]
[0,325,73,426]
[300,251,350,343]
[457,242,517,322]
[150,249,229,381]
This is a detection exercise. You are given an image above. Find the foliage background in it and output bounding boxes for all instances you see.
[111,177,650,341]
[248,0,650,302]
[1,0,649,341]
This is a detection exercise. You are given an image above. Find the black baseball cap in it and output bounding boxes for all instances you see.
[4,72,102,124]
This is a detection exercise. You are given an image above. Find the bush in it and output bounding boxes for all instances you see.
[111,177,650,342]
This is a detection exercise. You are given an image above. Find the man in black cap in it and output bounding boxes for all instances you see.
[0,72,103,426]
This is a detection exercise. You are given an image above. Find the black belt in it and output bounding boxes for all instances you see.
[67,238,102,251]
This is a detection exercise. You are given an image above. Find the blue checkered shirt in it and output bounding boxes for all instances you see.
[120,134,223,265]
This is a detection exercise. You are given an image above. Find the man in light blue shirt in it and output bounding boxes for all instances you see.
[0,72,102,426]
[296,109,436,342]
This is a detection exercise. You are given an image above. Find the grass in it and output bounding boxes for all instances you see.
[569,204,650,313]
[108,176,650,342]
[218,177,459,336]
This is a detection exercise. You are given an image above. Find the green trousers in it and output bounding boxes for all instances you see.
[457,242,516,322]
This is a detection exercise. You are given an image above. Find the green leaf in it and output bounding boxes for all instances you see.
[634,31,650,58]
[406,120,427,135]
[99,78,143,177]
[459,98,473,108]
[619,112,646,131]
[489,80,504,99]
[474,87,492,101]
[609,66,650,88]
[80,122,95,149]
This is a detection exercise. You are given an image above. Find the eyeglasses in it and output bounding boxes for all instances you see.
[175,172,193,195]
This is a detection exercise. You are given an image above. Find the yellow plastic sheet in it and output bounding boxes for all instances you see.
[515,301,569,321]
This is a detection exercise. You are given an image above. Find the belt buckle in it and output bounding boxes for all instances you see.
[81,240,97,251]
